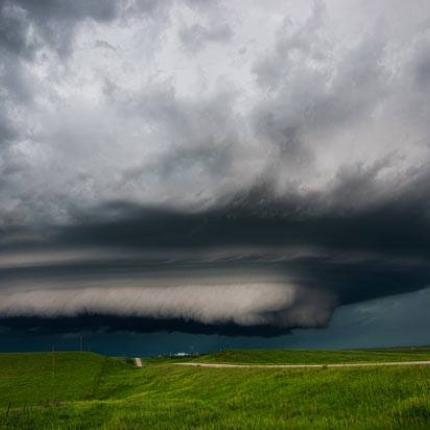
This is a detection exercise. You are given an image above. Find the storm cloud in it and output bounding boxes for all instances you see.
[1,0,430,335]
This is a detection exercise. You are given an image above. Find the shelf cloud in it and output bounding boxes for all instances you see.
[0,283,335,330]
[1,0,430,335]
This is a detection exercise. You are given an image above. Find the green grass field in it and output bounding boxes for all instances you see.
[1,349,430,429]
[189,347,430,365]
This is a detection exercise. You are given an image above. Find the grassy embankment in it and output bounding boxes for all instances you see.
[189,347,430,364]
[1,349,430,429]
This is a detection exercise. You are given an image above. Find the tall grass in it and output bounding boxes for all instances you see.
[1,350,430,429]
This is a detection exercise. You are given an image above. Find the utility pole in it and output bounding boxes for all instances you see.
[52,345,56,378]
[51,344,57,405]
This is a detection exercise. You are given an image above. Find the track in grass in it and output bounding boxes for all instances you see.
[174,360,430,369]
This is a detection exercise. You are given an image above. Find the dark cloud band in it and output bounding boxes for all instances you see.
[1,0,430,335]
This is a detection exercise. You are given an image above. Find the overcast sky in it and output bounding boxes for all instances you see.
[1,0,430,338]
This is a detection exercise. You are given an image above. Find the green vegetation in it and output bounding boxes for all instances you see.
[0,352,106,407]
[1,349,430,429]
[190,347,430,365]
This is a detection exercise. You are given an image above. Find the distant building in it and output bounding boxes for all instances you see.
[173,352,191,357]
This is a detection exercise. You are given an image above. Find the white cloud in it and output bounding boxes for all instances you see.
[0,281,335,328]
[1,0,430,225]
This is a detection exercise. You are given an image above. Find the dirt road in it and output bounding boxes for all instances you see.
[174,360,430,369]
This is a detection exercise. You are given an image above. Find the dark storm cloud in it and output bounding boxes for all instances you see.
[0,315,291,337]
[1,0,430,335]
[0,0,119,57]
[49,170,430,257]
[2,166,430,334]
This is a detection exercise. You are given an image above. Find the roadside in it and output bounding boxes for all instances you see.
[174,360,430,369]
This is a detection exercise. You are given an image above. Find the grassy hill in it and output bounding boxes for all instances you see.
[1,349,430,429]
[189,347,430,365]
[0,352,107,407]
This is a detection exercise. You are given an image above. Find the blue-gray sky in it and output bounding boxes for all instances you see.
[1,0,430,341]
